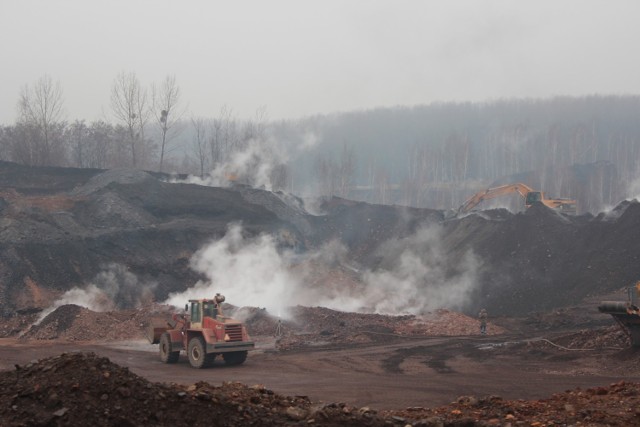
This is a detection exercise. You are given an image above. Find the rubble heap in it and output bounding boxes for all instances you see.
[1,352,639,427]
[21,304,174,341]
[18,304,503,347]
[383,381,640,426]
[0,352,388,427]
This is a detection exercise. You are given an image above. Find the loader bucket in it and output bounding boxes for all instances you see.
[598,301,629,314]
[146,317,170,344]
[599,300,640,347]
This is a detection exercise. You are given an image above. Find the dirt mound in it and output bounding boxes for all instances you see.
[384,381,640,426]
[20,303,502,348]
[4,161,640,324]
[237,306,504,351]
[442,200,640,316]
[0,352,390,427]
[22,304,175,341]
[2,352,639,426]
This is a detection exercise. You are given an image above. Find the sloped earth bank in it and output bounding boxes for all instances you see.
[0,341,639,426]
[2,161,640,319]
[2,163,640,424]
[1,301,640,425]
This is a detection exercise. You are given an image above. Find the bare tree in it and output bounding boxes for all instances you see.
[315,154,335,198]
[210,105,236,167]
[17,75,66,166]
[67,120,88,167]
[152,75,183,172]
[270,163,290,191]
[110,71,149,167]
[336,142,356,198]
[191,117,209,177]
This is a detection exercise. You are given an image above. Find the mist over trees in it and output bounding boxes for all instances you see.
[283,96,640,213]
[1,74,640,214]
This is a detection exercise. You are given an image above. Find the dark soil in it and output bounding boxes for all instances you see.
[2,162,640,425]
[2,352,639,426]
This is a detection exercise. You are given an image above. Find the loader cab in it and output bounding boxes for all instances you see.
[187,299,221,328]
[202,301,220,319]
[189,300,202,328]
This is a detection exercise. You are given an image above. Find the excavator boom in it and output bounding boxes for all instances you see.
[458,183,576,215]
[458,183,534,214]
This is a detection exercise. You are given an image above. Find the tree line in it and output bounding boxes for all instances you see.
[284,96,640,213]
[0,73,275,180]
[2,74,640,213]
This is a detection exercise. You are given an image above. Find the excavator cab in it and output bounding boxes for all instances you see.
[525,191,542,205]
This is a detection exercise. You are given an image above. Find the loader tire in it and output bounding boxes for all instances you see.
[159,333,179,364]
[222,351,248,366]
[188,336,214,368]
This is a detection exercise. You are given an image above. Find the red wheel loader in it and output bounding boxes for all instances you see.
[147,294,254,368]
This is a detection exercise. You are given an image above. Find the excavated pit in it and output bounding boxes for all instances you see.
[2,161,640,425]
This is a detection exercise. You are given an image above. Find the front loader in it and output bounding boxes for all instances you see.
[147,294,255,368]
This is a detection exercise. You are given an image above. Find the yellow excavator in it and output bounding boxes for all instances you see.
[457,183,577,215]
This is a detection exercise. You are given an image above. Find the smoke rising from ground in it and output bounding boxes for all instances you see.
[173,131,319,192]
[164,223,299,317]
[35,263,157,324]
[165,223,481,317]
[362,227,481,313]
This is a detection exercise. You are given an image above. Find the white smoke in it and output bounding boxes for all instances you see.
[625,176,640,202]
[173,130,320,191]
[361,227,480,313]
[165,223,481,317]
[164,223,300,317]
[34,263,156,324]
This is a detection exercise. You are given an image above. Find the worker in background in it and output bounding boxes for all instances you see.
[479,309,488,335]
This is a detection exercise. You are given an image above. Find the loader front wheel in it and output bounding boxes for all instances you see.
[159,333,179,364]
[223,351,248,366]
[188,336,214,368]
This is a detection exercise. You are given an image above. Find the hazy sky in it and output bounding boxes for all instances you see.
[2,1,639,124]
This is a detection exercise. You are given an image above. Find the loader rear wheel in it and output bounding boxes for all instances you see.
[188,336,214,368]
[159,333,179,364]
[222,351,248,366]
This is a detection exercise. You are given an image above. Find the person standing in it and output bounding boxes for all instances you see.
[479,309,488,335]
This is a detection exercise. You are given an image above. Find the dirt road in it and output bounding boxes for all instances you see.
[1,334,635,411]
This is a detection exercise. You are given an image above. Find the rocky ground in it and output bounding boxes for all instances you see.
[1,351,639,426]
[2,162,640,425]
[2,300,639,426]
[2,161,640,320]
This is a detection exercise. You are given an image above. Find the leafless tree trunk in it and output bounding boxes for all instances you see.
[152,75,183,172]
[315,154,335,197]
[68,120,88,167]
[17,75,66,166]
[270,164,289,191]
[110,71,148,167]
[191,117,208,177]
[336,142,355,198]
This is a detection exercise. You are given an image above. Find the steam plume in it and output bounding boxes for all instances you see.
[165,223,481,317]
[35,263,156,324]
[173,131,319,191]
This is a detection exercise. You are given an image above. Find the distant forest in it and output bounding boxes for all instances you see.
[2,74,639,214]
[285,96,640,214]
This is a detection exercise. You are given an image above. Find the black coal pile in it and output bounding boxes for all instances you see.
[442,201,640,315]
[2,161,640,322]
